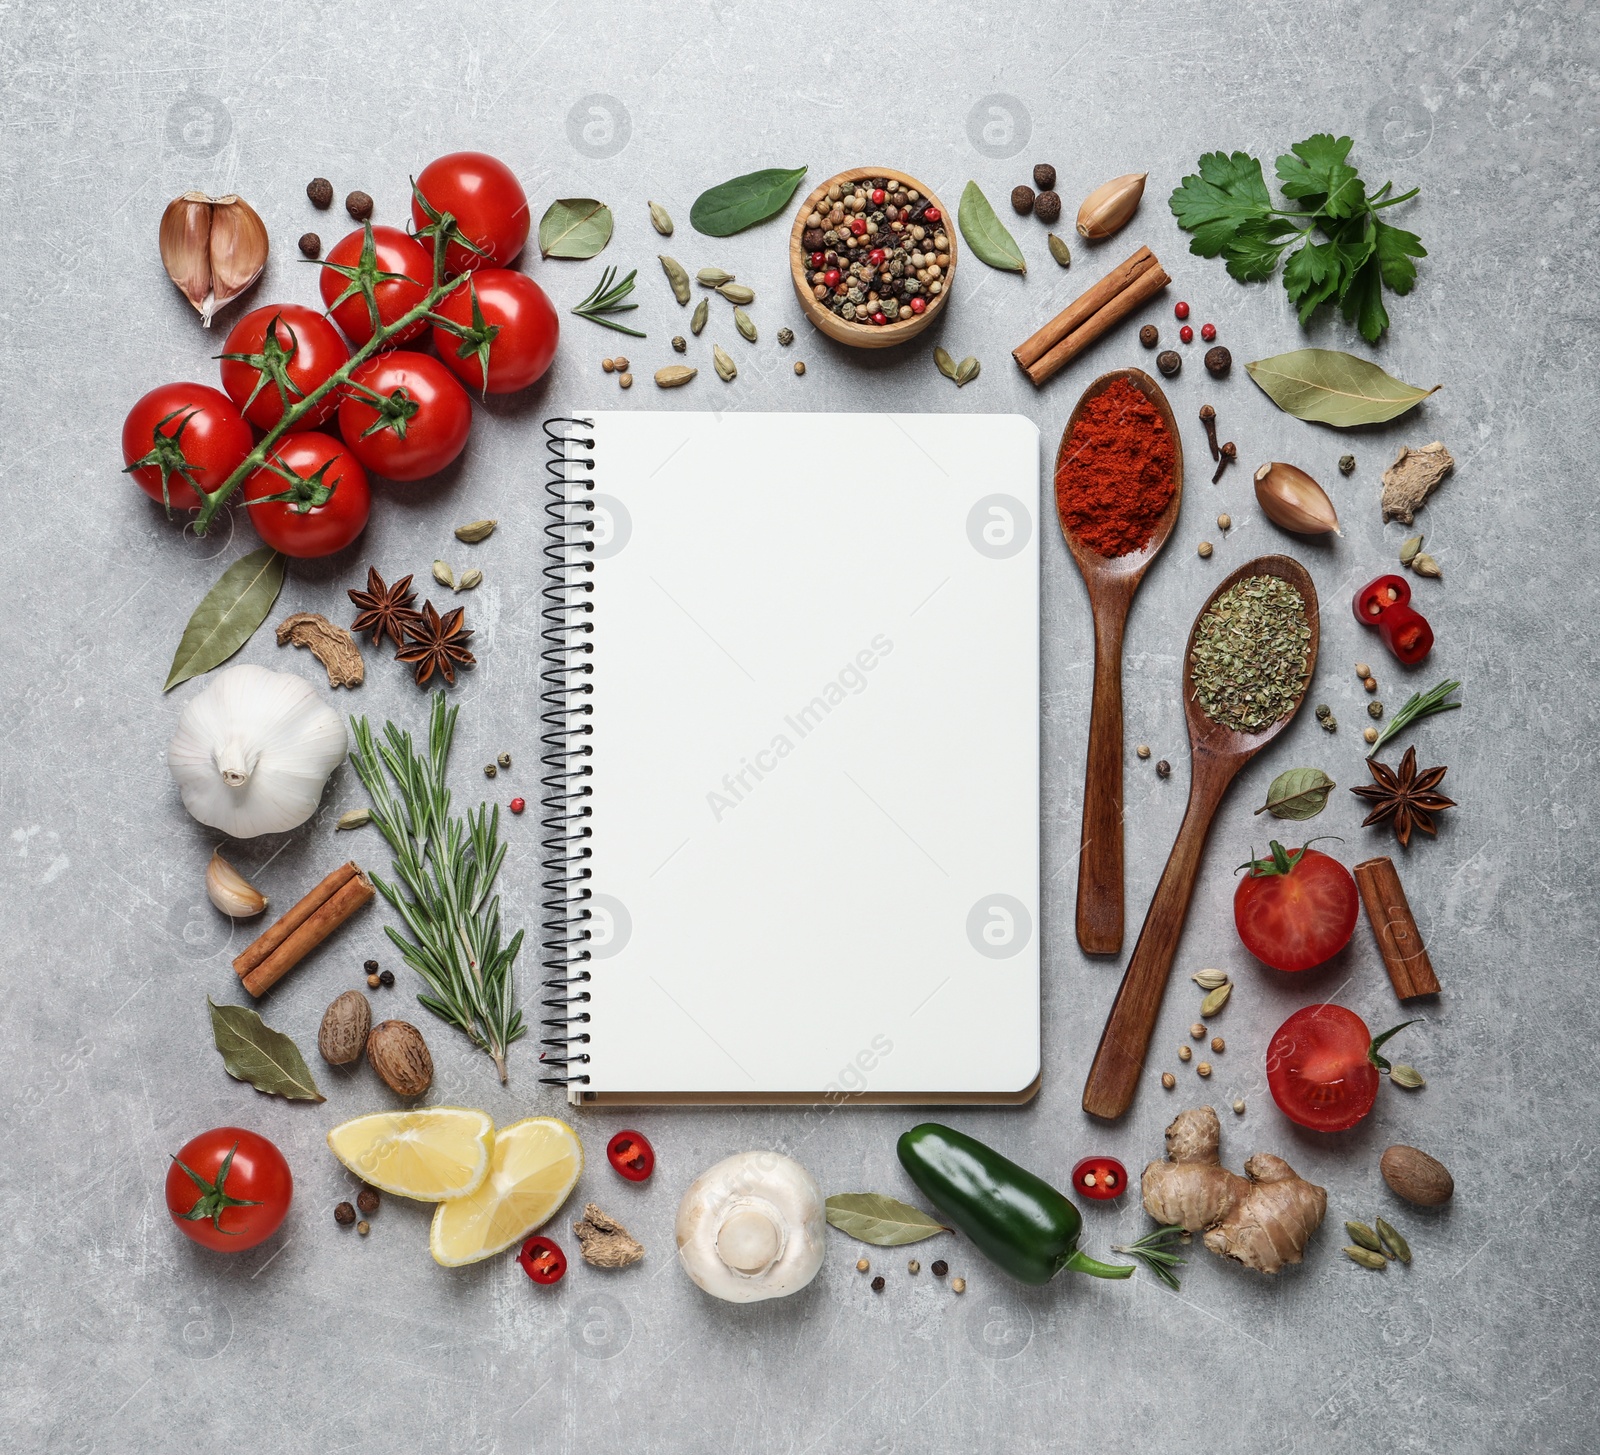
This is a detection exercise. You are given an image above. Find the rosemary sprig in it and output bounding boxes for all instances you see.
[1368,677,1461,757]
[1112,1225,1188,1290]
[349,693,525,1083]
[572,265,645,337]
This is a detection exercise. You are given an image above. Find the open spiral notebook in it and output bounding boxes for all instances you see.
[539,411,1040,1105]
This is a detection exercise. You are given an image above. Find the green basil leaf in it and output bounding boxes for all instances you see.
[164,547,286,692]
[957,181,1025,274]
[538,198,614,259]
[1245,348,1439,426]
[1254,766,1336,820]
[207,997,325,1102]
[825,1192,950,1246]
[689,167,808,237]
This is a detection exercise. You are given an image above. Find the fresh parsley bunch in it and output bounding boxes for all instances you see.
[1168,134,1424,342]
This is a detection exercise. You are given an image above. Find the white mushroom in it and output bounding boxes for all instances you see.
[675,1150,825,1303]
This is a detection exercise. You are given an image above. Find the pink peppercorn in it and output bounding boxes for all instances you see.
[509,797,526,815]
[870,188,886,204]
[850,218,867,235]
[1179,324,1194,343]
[909,297,926,314]
[1201,322,1217,341]
[1175,301,1190,320]
[924,207,941,223]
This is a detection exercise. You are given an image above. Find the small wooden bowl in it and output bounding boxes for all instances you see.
[788,167,956,349]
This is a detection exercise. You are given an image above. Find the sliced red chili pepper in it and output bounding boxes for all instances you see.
[1352,574,1411,624]
[1069,1156,1128,1202]
[517,1234,566,1284]
[1379,604,1434,665]
[606,1129,655,1183]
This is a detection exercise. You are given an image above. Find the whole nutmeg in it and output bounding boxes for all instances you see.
[1011,185,1035,216]
[1034,191,1062,225]
[298,232,321,258]
[345,190,374,221]
[318,990,371,1065]
[1204,345,1233,377]
[1156,349,1182,378]
[1032,163,1057,192]
[366,1019,434,1097]
[1380,1144,1454,1206]
[307,177,334,210]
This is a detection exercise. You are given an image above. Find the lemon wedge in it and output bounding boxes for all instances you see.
[429,1116,583,1267]
[327,1108,494,1201]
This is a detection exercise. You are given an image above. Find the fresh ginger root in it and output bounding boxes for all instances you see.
[1141,1107,1326,1274]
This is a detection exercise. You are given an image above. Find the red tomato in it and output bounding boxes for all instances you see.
[319,225,434,347]
[411,152,530,274]
[122,382,252,512]
[517,1235,567,1284]
[1233,841,1359,972]
[220,304,350,430]
[338,352,472,481]
[1069,1156,1128,1201]
[243,431,370,557]
[166,1127,292,1252]
[606,1129,654,1182]
[431,270,558,395]
[1266,1005,1388,1131]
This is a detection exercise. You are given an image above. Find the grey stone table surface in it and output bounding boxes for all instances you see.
[3,2,1595,1452]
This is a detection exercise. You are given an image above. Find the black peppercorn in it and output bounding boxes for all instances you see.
[931,1259,949,1277]
[307,177,334,210]
[298,232,321,258]
[1139,324,1159,349]
[871,1275,886,1292]
[379,969,395,988]
[1157,350,1182,377]
[357,1187,380,1215]
[1339,454,1356,475]
[1034,191,1062,225]
[364,959,379,973]
[1157,759,1172,778]
[345,190,374,222]
[1011,185,1035,216]
[334,1201,356,1226]
[1204,345,1232,377]
[1033,163,1056,192]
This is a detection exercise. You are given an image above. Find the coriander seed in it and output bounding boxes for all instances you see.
[1364,676,1378,692]
[1136,743,1151,759]
[1191,1023,1206,1040]
[856,1258,870,1273]
[602,358,615,373]
[367,973,381,988]
[1232,1099,1246,1114]
[619,373,633,389]
[612,356,629,372]
[1197,1061,1212,1077]
[1355,662,1371,680]
[1178,1045,1192,1062]
[1211,1036,1225,1053]
[908,1259,920,1274]
[1198,541,1213,558]
[356,1219,371,1236]
[1364,726,1380,744]
[1156,759,1171,778]
[1218,513,1232,530]
[794,361,806,376]
[1162,1072,1177,1089]
[950,1277,966,1294]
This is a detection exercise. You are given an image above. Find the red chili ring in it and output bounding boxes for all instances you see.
[606,1129,655,1182]
[517,1234,566,1284]
[1070,1156,1129,1202]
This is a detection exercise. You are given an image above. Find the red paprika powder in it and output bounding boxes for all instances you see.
[1055,378,1177,557]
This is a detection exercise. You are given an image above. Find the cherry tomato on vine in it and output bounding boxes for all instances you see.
[431,270,558,395]
[319,225,433,347]
[1234,841,1359,972]
[1069,1156,1128,1201]
[166,1127,292,1252]
[122,382,252,513]
[219,304,350,430]
[411,152,530,274]
[338,352,472,481]
[243,431,370,557]
[517,1234,567,1284]
[606,1129,655,1182]
[1266,1006,1417,1132]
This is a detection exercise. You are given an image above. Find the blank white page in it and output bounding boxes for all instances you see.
[575,411,1039,1099]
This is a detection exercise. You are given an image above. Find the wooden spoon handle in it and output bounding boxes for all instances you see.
[1081,750,1240,1120]
[1076,595,1130,955]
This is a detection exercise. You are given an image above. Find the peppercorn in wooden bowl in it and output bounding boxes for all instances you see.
[789,167,956,348]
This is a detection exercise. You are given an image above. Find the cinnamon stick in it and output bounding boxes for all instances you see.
[1013,246,1157,370]
[1353,856,1441,1001]
[1019,261,1171,386]
[233,861,375,997]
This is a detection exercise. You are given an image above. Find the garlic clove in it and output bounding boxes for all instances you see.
[1076,172,1147,240]
[206,848,267,918]
[159,191,268,327]
[160,193,216,315]
[1253,461,1342,536]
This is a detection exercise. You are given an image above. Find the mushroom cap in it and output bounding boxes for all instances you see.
[675,1150,825,1303]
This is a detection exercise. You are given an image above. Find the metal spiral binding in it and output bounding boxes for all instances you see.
[539,418,596,1088]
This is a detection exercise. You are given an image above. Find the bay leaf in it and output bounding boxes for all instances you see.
[933,346,957,380]
[164,547,286,692]
[1245,349,1439,427]
[538,198,614,260]
[1254,766,1336,820]
[825,1192,950,1246]
[690,166,808,237]
[958,181,1026,274]
[207,997,324,1102]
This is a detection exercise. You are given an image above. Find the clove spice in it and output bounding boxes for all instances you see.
[1211,441,1237,484]
[1199,404,1220,461]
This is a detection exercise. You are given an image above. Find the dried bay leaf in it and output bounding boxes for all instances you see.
[957,180,1026,274]
[690,166,808,237]
[164,547,286,692]
[207,997,324,1102]
[538,198,614,260]
[1245,349,1439,427]
[1254,766,1337,820]
[825,1192,950,1246]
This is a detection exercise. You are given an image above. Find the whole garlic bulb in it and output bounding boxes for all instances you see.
[168,665,347,837]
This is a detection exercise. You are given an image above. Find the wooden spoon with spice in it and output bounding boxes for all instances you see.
[1055,368,1184,956]
[1081,555,1320,1121]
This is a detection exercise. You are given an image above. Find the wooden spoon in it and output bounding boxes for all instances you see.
[1081,554,1320,1121]
[1055,368,1184,956]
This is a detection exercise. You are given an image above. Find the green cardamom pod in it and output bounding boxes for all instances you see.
[734,307,757,342]
[336,808,370,831]
[1344,1220,1385,1254]
[712,344,737,382]
[717,282,756,305]
[1399,533,1423,565]
[432,560,455,590]
[697,267,735,287]
[1191,969,1229,990]
[933,346,957,380]
[691,297,708,335]
[659,255,691,305]
[1200,981,1232,1017]
[954,355,980,387]
[1375,1218,1412,1264]
[1410,553,1442,580]
[1343,1245,1388,1271]
[453,519,497,544]
[648,200,674,236]
[455,568,483,592]
[1047,234,1072,268]
[1389,1063,1426,1089]
[654,365,698,388]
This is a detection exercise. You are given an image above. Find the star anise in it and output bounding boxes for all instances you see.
[1351,745,1455,848]
[348,567,423,651]
[396,600,475,686]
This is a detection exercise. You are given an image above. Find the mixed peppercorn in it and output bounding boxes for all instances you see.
[801,177,948,327]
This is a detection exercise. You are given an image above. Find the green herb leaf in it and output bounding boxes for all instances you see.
[689,167,808,237]
[1254,767,1336,821]
[1112,1225,1188,1291]
[539,198,614,260]
[164,547,286,692]
[207,997,325,1102]
[1245,349,1439,427]
[1367,678,1462,757]
[825,1193,950,1246]
[957,181,1025,273]
[1275,134,1365,220]
[571,266,645,337]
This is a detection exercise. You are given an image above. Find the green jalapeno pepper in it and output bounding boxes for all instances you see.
[897,1123,1133,1285]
